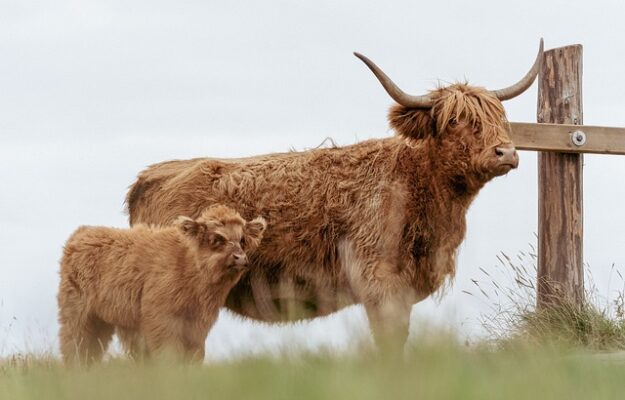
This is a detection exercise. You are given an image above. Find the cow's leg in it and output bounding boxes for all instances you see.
[364,294,412,355]
[340,239,414,353]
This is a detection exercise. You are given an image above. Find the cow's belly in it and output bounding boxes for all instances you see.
[224,270,357,322]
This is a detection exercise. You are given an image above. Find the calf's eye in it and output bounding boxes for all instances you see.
[211,234,226,246]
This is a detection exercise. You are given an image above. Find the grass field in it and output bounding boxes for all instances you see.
[4,252,624,400]
[2,342,625,400]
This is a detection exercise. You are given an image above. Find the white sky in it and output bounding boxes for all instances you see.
[1,0,624,359]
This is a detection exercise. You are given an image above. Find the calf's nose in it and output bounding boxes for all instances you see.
[233,253,247,266]
[495,145,519,168]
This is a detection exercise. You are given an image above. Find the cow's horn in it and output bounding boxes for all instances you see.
[354,52,434,109]
[490,38,544,101]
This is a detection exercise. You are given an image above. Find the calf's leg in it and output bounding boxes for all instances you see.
[58,284,113,365]
[59,316,114,365]
[117,327,147,362]
[142,314,187,362]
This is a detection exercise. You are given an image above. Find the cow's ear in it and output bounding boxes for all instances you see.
[175,216,201,237]
[388,104,436,141]
[243,217,267,251]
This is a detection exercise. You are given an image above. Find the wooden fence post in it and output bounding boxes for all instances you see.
[536,45,584,309]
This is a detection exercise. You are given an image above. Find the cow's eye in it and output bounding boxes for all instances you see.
[240,237,246,247]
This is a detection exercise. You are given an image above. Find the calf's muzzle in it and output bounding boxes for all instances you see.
[233,252,247,266]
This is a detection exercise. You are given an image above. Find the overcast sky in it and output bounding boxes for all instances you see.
[1,0,624,359]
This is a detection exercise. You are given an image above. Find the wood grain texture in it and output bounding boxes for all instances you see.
[509,122,625,155]
[536,45,584,309]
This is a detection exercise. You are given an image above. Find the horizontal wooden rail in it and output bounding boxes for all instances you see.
[509,122,625,155]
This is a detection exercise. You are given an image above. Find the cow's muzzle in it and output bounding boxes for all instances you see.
[495,144,519,169]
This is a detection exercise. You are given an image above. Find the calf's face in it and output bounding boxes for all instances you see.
[175,206,267,274]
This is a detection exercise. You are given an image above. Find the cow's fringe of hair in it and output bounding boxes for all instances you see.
[389,83,509,146]
[432,84,509,146]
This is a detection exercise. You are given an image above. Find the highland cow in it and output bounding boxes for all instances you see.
[58,205,266,364]
[125,41,543,350]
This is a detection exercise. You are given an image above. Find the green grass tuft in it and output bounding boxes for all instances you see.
[471,246,625,351]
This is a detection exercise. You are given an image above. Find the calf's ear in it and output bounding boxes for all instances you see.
[243,217,267,251]
[175,216,201,237]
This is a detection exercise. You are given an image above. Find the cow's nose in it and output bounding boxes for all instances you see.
[495,145,519,168]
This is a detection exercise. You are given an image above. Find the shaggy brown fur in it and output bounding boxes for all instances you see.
[58,205,266,364]
[126,84,518,347]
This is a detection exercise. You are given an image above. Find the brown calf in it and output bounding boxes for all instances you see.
[58,205,266,364]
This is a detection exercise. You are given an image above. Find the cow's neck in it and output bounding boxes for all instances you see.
[395,140,483,244]
[398,140,481,202]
